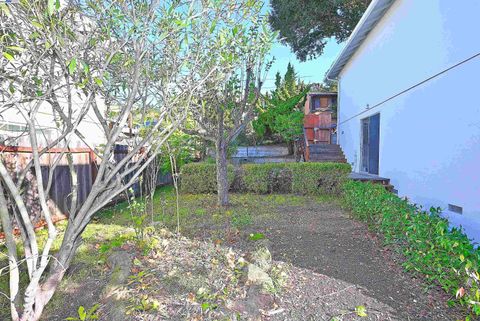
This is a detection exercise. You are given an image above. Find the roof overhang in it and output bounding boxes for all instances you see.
[325,0,396,80]
[308,92,338,96]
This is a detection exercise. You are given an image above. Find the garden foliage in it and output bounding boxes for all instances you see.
[253,63,308,144]
[180,162,351,196]
[179,163,235,194]
[343,181,480,318]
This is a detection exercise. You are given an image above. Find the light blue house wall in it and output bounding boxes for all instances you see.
[335,0,480,241]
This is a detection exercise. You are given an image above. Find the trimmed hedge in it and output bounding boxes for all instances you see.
[343,180,480,317]
[289,162,350,195]
[179,163,234,194]
[180,162,351,196]
[242,163,290,194]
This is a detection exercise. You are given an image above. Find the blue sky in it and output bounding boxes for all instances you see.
[263,39,344,92]
[261,0,345,92]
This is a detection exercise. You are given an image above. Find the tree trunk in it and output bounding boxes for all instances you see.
[21,229,83,321]
[287,140,294,155]
[0,183,20,321]
[15,263,66,321]
[216,141,229,207]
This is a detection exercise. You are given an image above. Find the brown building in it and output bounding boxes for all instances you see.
[303,92,337,145]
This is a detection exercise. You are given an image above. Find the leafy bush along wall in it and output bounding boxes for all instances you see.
[180,162,351,195]
[343,181,480,318]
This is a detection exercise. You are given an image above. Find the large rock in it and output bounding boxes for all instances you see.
[248,264,274,290]
[251,246,272,271]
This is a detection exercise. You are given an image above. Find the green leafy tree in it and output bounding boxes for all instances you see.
[0,1,264,319]
[185,2,275,207]
[253,64,308,151]
[159,131,201,175]
[269,91,308,143]
[269,0,371,61]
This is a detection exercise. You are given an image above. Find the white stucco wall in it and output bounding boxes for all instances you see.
[337,0,480,240]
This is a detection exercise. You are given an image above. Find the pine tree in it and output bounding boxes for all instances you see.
[274,71,282,90]
[283,62,297,91]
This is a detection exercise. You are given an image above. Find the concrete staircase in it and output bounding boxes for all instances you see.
[308,144,347,163]
[303,143,395,192]
[349,172,395,193]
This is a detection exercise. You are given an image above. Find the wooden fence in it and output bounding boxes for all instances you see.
[0,144,171,231]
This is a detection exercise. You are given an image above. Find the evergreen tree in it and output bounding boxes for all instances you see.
[274,71,282,90]
[253,63,308,152]
[283,62,297,90]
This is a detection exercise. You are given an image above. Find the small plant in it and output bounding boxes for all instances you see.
[126,295,160,314]
[98,235,129,254]
[128,268,156,291]
[267,263,289,294]
[249,232,265,241]
[196,287,219,312]
[195,208,207,216]
[127,188,148,241]
[355,305,368,317]
[65,304,99,321]
[231,211,252,228]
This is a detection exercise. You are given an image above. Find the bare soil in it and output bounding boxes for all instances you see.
[35,192,468,320]
[186,196,466,321]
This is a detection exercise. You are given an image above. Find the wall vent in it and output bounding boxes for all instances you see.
[448,204,463,214]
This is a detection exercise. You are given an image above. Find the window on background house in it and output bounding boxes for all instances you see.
[331,97,337,107]
[0,122,27,133]
[311,96,321,111]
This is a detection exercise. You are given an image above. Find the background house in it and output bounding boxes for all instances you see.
[303,90,337,145]
[0,95,107,149]
[326,0,480,240]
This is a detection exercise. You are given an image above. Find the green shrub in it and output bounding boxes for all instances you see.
[179,163,234,194]
[180,162,351,196]
[242,163,291,194]
[343,181,480,317]
[288,162,351,195]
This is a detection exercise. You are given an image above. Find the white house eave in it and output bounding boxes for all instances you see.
[325,0,396,80]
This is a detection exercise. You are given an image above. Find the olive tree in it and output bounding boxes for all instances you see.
[0,0,247,320]
[184,1,275,206]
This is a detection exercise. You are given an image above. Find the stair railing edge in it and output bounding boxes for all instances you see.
[302,127,310,161]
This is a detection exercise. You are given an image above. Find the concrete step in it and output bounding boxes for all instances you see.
[309,143,342,148]
[309,150,345,156]
[349,172,395,192]
[307,144,347,163]
[309,145,343,151]
[308,158,348,163]
[309,155,347,161]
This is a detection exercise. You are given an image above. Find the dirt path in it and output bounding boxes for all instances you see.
[238,199,464,321]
